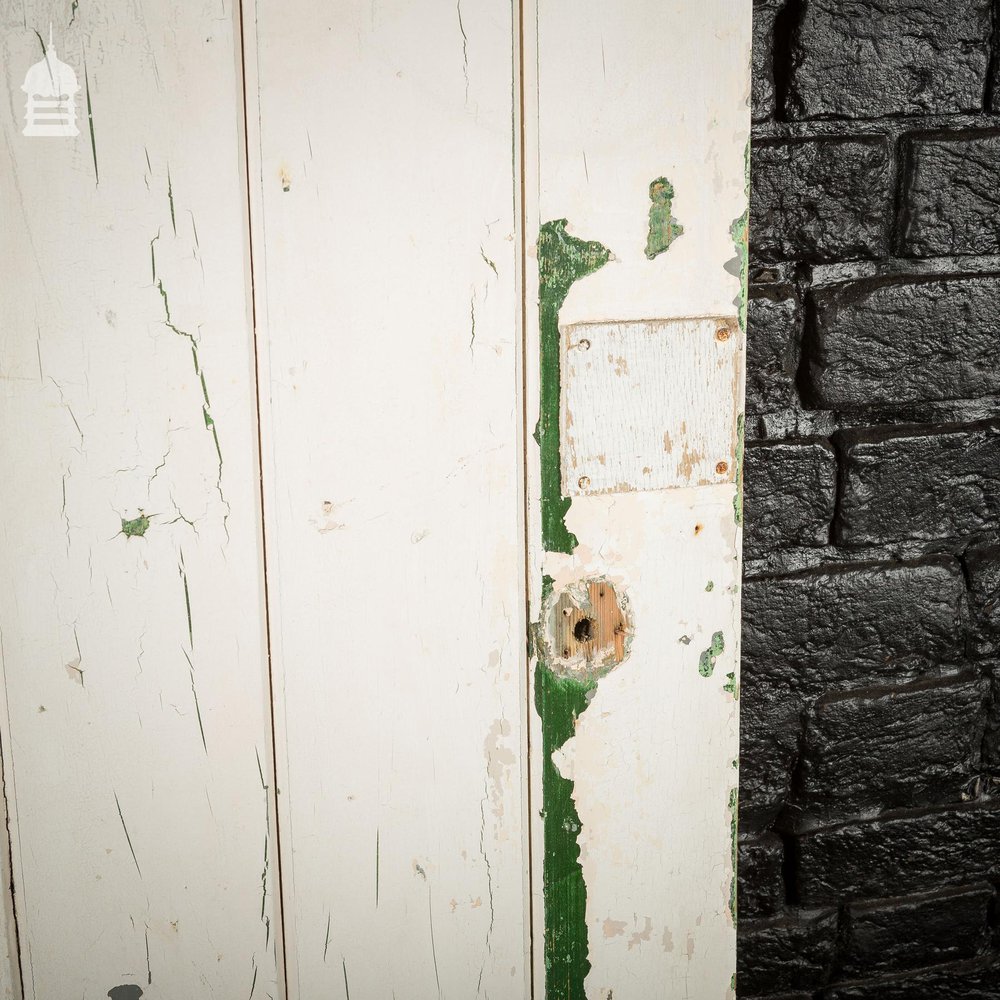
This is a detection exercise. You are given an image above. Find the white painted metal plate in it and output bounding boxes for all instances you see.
[562,317,742,496]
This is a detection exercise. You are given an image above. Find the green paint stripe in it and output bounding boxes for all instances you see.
[536,220,611,554]
[535,658,595,1000]
[534,222,611,995]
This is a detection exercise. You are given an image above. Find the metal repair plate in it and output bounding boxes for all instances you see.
[561,316,743,496]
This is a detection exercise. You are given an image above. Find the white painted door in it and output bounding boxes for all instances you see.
[1,3,750,998]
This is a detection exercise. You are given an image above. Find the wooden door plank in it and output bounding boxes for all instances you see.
[521,3,752,997]
[0,745,19,1000]
[0,5,280,997]
[242,2,529,996]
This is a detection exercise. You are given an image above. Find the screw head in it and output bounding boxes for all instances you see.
[715,326,731,342]
[716,461,729,475]
[578,475,591,490]
[578,338,591,351]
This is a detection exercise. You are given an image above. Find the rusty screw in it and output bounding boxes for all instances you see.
[716,461,729,475]
[715,326,731,342]
[578,475,591,490]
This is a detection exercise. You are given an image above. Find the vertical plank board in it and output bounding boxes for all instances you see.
[0,746,19,1000]
[0,5,280,997]
[521,3,752,998]
[242,2,529,997]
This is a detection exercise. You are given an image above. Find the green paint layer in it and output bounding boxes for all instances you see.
[644,177,684,259]
[733,413,745,526]
[121,514,150,538]
[730,142,751,334]
[536,220,611,554]
[535,660,595,1000]
[698,631,725,677]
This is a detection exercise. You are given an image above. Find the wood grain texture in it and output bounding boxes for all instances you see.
[242,1,529,996]
[0,4,279,997]
[522,1,752,997]
[562,318,742,496]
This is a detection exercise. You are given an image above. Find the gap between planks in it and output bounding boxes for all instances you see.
[234,1,291,997]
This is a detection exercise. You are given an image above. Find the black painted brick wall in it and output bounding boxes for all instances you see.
[739,1,1000,995]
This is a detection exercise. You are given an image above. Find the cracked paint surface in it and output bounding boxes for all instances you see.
[150,181,227,523]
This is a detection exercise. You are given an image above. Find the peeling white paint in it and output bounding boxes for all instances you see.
[241,0,529,996]
[523,1,751,996]
[0,3,280,997]
[0,2,749,996]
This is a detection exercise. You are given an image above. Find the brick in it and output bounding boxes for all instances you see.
[744,441,836,557]
[746,289,802,415]
[787,0,992,120]
[742,558,964,692]
[822,956,1000,1000]
[993,52,1000,115]
[739,833,786,918]
[842,884,993,978]
[751,0,785,122]
[837,423,1000,545]
[902,135,1000,257]
[797,802,1000,905]
[985,665,1000,773]
[751,138,891,263]
[737,910,837,996]
[797,675,986,824]
[739,995,811,1000]
[965,541,1000,657]
[740,676,803,831]
[807,274,1000,411]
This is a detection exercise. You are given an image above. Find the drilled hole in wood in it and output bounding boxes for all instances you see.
[545,578,633,680]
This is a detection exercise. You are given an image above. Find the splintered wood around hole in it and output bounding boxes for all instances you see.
[548,580,631,680]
